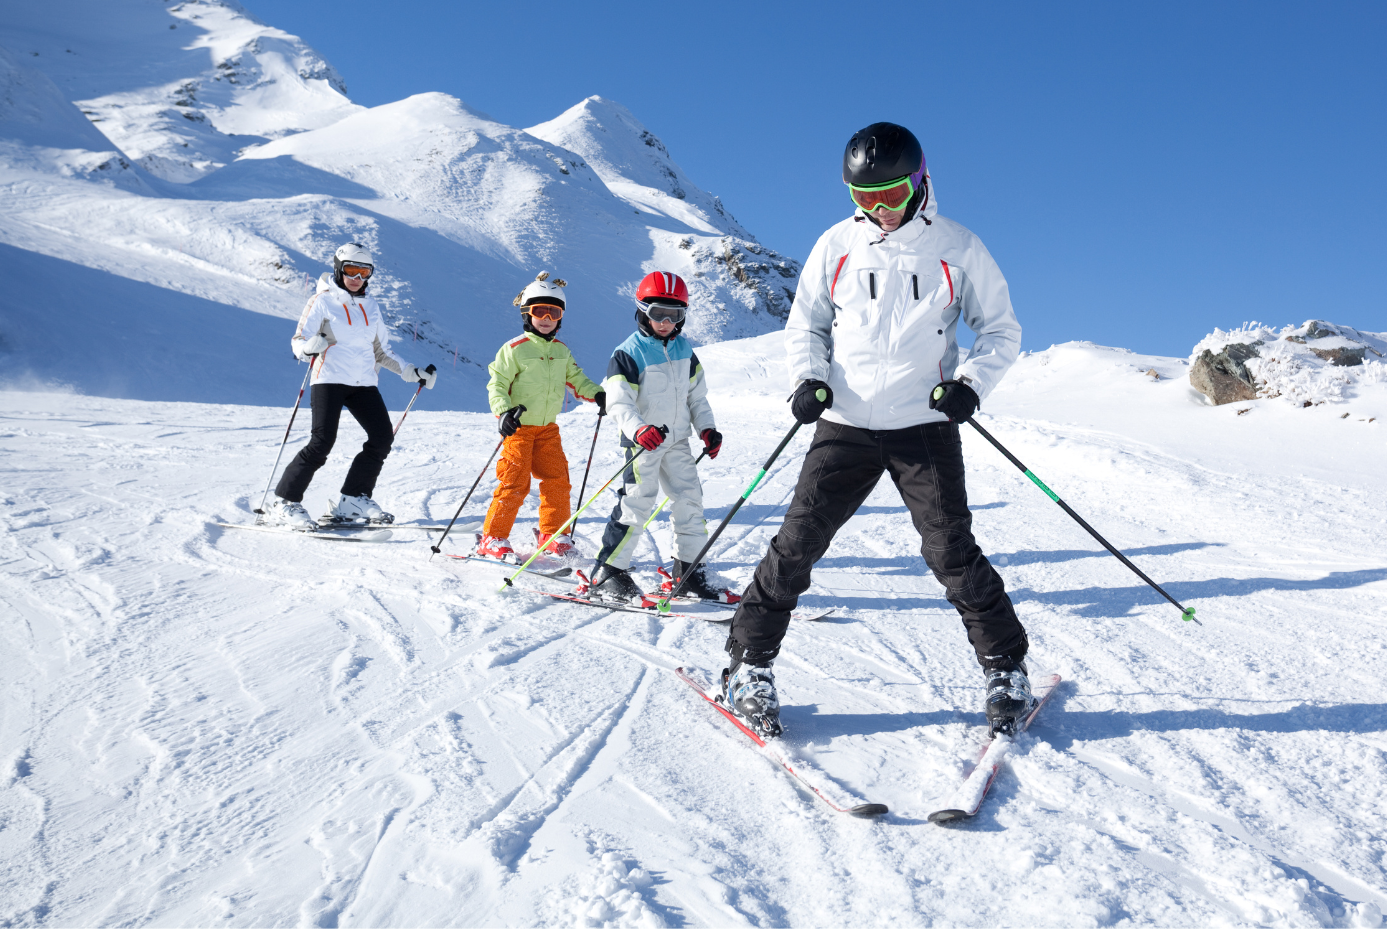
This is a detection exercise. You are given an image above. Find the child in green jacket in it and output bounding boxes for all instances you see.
[478,272,604,561]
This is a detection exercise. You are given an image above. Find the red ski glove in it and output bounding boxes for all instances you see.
[634,424,666,451]
[700,428,723,459]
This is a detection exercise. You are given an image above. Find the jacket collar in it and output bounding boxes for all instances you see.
[317,273,367,303]
[854,210,930,247]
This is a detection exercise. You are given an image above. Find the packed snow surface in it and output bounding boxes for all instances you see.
[4,337,1386,927]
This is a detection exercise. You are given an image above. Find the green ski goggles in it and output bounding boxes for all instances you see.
[848,175,917,212]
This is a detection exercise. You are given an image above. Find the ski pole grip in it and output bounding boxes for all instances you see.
[815,388,827,402]
[932,386,944,401]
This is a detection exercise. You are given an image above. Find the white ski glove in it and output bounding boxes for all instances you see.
[401,363,437,389]
[298,333,329,357]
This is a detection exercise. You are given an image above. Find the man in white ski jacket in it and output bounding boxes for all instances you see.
[264,243,435,529]
[720,123,1031,740]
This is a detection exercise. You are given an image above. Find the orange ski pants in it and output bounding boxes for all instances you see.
[482,423,572,539]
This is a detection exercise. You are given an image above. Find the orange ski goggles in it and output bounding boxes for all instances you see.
[341,263,373,279]
[525,302,564,320]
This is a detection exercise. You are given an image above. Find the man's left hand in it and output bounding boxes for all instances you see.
[929,379,980,423]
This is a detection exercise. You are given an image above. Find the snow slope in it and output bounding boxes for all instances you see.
[0,1,799,410]
[4,336,1385,927]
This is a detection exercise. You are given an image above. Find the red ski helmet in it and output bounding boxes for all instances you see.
[635,271,689,308]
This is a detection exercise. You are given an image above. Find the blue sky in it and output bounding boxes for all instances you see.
[266,0,1385,355]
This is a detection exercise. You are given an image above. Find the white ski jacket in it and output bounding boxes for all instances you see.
[291,274,411,387]
[603,330,716,446]
[786,174,1022,431]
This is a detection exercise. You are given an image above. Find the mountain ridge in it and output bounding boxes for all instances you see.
[0,0,801,410]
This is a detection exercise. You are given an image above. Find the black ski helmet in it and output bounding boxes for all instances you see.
[842,122,924,187]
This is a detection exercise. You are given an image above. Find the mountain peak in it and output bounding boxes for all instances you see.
[528,96,750,240]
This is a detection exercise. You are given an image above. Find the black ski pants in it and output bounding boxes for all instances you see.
[275,383,393,503]
[727,419,1028,669]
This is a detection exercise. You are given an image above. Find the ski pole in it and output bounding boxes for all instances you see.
[429,436,504,559]
[393,364,437,437]
[570,408,605,534]
[960,412,1200,625]
[499,428,665,592]
[641,448,709,532]
[660,412,813,611]
[253,359,315,516]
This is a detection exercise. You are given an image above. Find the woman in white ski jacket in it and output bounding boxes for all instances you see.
[719,123,1032,741]
[263,243,435,529]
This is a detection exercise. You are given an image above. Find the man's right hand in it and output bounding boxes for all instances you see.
[790,379,833,424]
[633,424,666,451]
[499,404,527,437]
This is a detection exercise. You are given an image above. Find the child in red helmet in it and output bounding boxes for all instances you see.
[587,271,734,602]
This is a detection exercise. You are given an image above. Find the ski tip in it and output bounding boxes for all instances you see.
[927,809,971,825]
[849,803,889,817]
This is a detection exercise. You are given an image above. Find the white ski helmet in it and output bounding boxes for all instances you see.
[512,270,567,309]
[333,242,375,291]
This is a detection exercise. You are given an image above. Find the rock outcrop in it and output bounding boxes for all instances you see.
[1189,343,1260,404]
[1189,320,1385,407]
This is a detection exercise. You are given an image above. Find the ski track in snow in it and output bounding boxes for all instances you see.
[3,335,1387,927]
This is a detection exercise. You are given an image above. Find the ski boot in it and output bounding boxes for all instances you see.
[474,534,518,563]
[661,560,741,604]
[261,496,316,530]
[984,660,1035,738]
[586,562,643,602]
[720,660,783,739]
[327,493,394,525]
[534,529,580,562]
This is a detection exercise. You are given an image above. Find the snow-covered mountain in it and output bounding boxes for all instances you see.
[5,0,359,182]
[0,0,800,409]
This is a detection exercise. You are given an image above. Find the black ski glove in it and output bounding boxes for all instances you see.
[700,428,723,459]
[929,380,980,423]
[594,391,607,415]
[499,404,527,437]
[790,380,833,424]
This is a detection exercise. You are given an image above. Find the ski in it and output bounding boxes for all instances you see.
[649,594,836,622]
[443,551,576,581]
[675,666,888,817]
[215,522,392,543]
[927,673,1062,824]
[317,518,455,531]
[506,585,742,622]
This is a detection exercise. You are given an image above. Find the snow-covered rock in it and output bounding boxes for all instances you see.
[1189,320,1387,408]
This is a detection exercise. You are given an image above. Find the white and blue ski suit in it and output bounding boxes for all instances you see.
[595,329,717,569]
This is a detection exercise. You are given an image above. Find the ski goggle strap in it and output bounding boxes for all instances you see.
[848,176,916,212]
[525,302,564,320]
[637,298,686,324]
